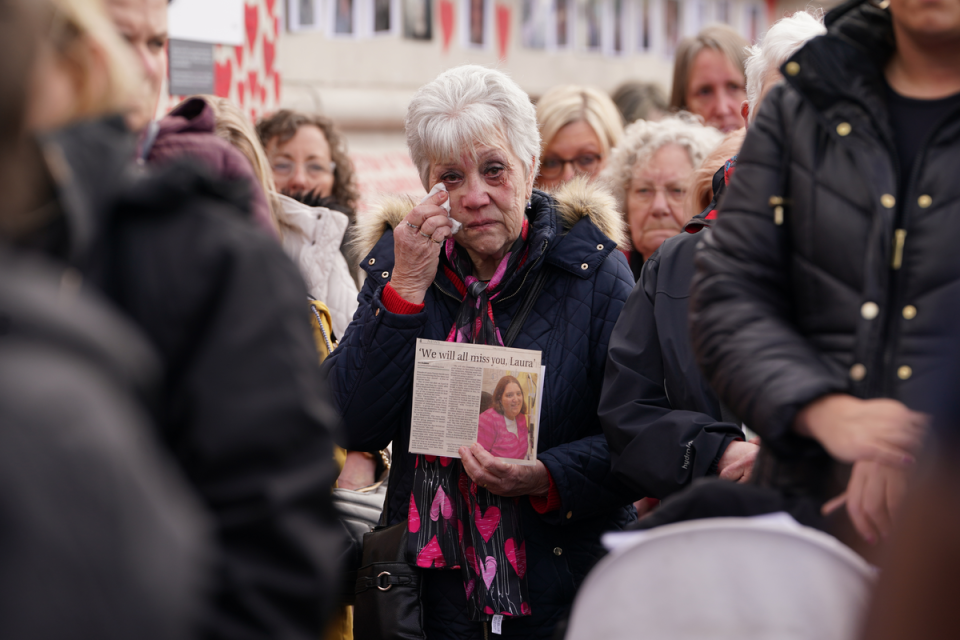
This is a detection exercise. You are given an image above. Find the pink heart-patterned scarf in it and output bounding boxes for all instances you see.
[407,221,532,621]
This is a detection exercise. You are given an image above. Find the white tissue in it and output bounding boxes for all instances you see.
[421,183,461,234]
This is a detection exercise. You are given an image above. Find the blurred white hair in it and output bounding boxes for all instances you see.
[599,113,723,218]
[745,10,826,122]
[405,65,541,189]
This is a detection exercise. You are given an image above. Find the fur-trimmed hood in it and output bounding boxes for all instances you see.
[351,176,627,261]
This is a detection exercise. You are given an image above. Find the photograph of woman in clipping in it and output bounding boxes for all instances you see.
[477,375,536,461]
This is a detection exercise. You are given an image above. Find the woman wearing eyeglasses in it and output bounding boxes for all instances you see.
[257,111,358,210]
[599,114,721,279]
[258,110,364,286]
[534,85,624,190]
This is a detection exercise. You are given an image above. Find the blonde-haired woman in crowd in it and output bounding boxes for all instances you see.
[600,114,721,279]
[535,85,624,190]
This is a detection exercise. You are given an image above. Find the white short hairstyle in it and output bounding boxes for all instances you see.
[405,65,541,189]
[745,10,825,122]
[599,113,722,217]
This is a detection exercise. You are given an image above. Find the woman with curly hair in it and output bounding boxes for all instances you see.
[599,114,721,279]
[257,110,360,217]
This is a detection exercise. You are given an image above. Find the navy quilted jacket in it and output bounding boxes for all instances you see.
[326,181,636,638]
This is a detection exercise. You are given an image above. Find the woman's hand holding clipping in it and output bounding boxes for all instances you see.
[391,188,453,304]
[459,443,550,498]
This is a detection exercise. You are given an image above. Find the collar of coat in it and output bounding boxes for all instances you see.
[779,0,898,144]
[353,176,627,288]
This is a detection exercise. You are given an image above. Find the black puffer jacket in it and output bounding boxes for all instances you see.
[690,0,960,492]
[19,118,342,640]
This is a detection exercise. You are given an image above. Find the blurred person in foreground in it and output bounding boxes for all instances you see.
[600,10,824,525]
[534,84,624,190]
[325,64,635,638]
[670,24,748,132]
[690,0,959,548]
[0,1,208,638]
[610,81,669,125]
[14,0,344,638]
[599,114,722,279]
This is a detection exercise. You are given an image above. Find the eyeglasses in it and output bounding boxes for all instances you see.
[270,159,337,179]
[539,153,603,180]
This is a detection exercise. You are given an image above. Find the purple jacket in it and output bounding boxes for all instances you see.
[148,97,277,238]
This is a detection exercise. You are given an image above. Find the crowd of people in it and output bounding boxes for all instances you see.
[2,0,959,637]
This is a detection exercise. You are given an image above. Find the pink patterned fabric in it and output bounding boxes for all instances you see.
[477,409,529,460]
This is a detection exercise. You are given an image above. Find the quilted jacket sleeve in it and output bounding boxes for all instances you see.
[689,84,846,457]
[599,248,742,500]
[324,275,427,452]
[535,252,636,524]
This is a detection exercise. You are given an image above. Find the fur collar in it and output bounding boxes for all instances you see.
[351,176,627,261]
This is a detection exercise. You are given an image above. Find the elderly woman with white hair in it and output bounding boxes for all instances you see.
[325,65,635,638]
[600,114,722,279]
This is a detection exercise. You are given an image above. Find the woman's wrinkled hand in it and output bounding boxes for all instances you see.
[793,394,928,467]
[390,189,453,305]
[459,443,550,498]
[822,459,908,544]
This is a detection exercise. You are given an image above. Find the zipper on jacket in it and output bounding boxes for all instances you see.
[891,229,907,270]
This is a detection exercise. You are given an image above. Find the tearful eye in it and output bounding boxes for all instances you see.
[440,173,463,185]
[484,165,505,180]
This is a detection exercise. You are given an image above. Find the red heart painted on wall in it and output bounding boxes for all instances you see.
[248,71,259,102]
[496,4,511,60]
[237,81,246,106]
[235,44,244,68]
[439,0,454,52]
[263,38,275,75]
[245,3,259,50]
[264,0,277,17]
[274,73,281,103]
[214,59,232,97]
[260,85,267,104]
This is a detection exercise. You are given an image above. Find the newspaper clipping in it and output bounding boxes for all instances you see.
[410,338,544,465]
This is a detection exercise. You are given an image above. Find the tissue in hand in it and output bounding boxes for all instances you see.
[421,183,461,234]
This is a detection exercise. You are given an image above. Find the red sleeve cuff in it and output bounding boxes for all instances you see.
[529,470,561,514]
[382,283,425,315]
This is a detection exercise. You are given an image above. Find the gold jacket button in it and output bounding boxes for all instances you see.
[837,122,852,136]
[861,302,879,320]
[897,365,912,380]
[580,263,589,270]
[596,244,604,251]
[381,271,390,278]
[566,511,573,520]
[553,547,563,556]
[881,194,895,209]
[850,363,866,381]
[902,305,917,320]
[918,195,933,208]
[785,61,800,76]
[368,258,376,265]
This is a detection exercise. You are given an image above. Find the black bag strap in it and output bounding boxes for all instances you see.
[503,266,550,348]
